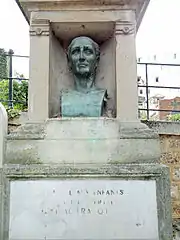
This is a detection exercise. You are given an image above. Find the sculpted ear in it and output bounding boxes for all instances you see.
[67,52,72,71]
[96,49,100,63]
[95,50,100,69]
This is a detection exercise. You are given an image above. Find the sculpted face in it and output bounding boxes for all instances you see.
[68,37,99,78]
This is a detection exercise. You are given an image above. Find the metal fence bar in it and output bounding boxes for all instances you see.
[138,85,180,90]
[138,62,180,67]
[0,99,27,104]
[139,108,180,113]
[0,77,29,81]
[8,50,14,108]
[145,63,149,120]
[0,54,29,58]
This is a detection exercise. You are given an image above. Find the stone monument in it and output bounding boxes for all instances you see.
[0,0,172,240]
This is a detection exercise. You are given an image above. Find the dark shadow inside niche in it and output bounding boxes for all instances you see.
[49,26,116,118]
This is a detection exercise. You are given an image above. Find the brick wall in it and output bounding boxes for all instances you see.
[159,97,180,120]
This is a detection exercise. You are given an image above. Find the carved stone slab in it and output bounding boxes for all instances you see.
[9,179,159,240]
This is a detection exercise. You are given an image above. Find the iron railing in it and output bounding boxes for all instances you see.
[138,62,180,120]
[0,51,29,108]
[1,52,180,120]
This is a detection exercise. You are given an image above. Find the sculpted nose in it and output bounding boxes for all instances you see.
[79,50,85,61]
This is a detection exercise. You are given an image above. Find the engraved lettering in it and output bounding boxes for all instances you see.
[81,208,86,214]
[119,190,124,195]
[97,190,105,195]
[110,190,115,195]
[87,208,91,214]
[65,208,72,214]
[97,208,107,215]
[41,186,125,219]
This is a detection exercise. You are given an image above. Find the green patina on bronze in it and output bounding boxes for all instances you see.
[61,36,107,117]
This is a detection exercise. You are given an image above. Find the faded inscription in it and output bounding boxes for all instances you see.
[9,180,159,240]
[41,188,124,217]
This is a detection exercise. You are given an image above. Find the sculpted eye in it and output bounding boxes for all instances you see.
[85,49,93,54]
[71,49,80,55]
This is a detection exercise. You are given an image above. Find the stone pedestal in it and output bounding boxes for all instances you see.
[2,164,172,240]
[2,118,172,240]
[6,119,161,164]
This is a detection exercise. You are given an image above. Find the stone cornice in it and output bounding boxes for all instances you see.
[18,0,134,6]
[115,21,135,35]
[29,19,51,36]
[16,0,150,31]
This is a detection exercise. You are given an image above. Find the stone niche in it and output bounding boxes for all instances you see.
[18,0,150,122]
[48,22,116,118]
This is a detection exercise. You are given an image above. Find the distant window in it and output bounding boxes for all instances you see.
[174,53,177,59]
[155,77,159,83]
[153,99,158,104]
[137,76,141,82]
[140,89,143,94]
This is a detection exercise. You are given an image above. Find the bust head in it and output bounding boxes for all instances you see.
[67,36,100,90]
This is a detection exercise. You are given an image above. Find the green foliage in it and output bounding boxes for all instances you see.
[0,79,28,111]
[167,114,180,121]
[0,48,8,78]
[7,108,21,120]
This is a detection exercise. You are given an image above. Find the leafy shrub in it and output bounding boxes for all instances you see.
[0,79,28,111]
[167,114,180,121]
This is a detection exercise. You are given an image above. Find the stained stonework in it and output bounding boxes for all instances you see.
[145,121,180,223]
[159,134,180,218]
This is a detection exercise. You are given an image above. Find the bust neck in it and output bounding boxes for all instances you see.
[73,74,95,93]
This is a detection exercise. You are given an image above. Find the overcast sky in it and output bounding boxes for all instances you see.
[0,0,180,75]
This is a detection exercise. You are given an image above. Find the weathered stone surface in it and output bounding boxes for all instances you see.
[173,220,180,240]
[172,167,180,182]
[6,119,160,164]
[161,152,180,164]
[0,163,172,240]
[6,138,160,165]
[0,103,7,167]
[9,179,158,240]
[172,203,180,219]
[171,183,180,202]
[16,0,149,30]
[144,121,180,136]
[144,121,180,223]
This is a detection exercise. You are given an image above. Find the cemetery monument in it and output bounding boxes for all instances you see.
[0,0,172,240]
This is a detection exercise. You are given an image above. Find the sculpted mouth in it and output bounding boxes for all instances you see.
[78,63,88,67]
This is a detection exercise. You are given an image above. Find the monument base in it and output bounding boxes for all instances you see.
[6,118,160,164]
[0,163,172,240]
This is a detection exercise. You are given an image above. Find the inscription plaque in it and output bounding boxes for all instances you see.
[9,180,159,240]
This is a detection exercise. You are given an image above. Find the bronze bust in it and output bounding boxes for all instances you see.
[61,36,107,117]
